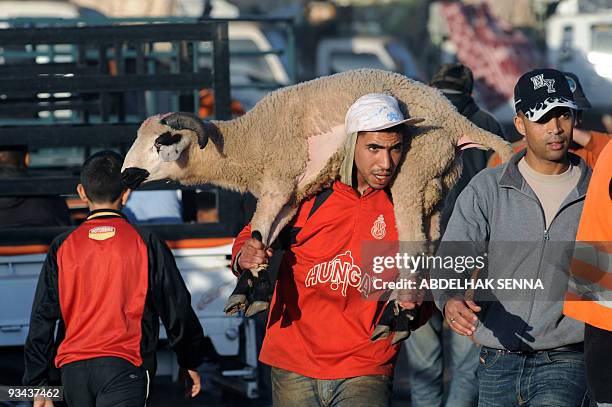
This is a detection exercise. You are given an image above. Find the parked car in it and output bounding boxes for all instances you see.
[315,36,425,81]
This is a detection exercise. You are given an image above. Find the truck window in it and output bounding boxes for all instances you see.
[230,39,277,84]
[561,25,573,61]
[591,23,612,54]
[329,51,387,74]
[385,41,423,80]
[199,39,277,84]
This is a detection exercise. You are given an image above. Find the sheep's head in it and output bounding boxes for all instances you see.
[121,112,211,189]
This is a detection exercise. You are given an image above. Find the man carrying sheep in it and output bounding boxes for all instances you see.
[231,94,432,407]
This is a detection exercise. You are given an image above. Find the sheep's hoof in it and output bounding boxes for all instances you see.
[224,294,248,316]
[371,324,391,341]
[388,306,419,344]
[371,300,397,341]
[250,263,268,278]
[391,330,411,345]
[245,301,270,317]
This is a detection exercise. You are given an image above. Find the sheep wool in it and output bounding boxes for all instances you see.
[122,68,512,250]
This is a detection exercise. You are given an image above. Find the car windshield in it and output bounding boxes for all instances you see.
[329,51,387,73]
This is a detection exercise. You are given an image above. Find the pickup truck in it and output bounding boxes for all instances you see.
[0,19,264,399]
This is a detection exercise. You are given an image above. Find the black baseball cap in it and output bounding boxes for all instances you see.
[564,72,592,110]
[430,63,474,94]
[514,68,577,122]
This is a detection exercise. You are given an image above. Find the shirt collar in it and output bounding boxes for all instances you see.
[333,180,392,200]
[86,208,126,221]
[499,149,590,197]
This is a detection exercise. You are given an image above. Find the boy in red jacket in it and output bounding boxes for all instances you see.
[24,151,205,407]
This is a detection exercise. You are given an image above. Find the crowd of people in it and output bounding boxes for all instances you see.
[1,64,610,407]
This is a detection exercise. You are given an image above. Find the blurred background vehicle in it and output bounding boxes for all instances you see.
[315,36,424,80]
[546,0,612,127]
[197,21,292,110]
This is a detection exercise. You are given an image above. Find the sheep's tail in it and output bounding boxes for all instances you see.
[461,120,513,162]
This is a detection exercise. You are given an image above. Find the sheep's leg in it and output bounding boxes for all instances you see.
[375,173,428,343]
[224,196,297,317]
[247,175,295,244]
[242,231,273,317]
[423,179,443,217]
[266,204,299,247]
[425,209,442,243]
[245,203,299,317]
[239,180,295,317]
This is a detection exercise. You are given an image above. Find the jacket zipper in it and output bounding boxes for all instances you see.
[504,185,585,348]
[505,185,550,349]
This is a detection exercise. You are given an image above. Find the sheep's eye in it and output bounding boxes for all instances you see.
[155,132,182,147]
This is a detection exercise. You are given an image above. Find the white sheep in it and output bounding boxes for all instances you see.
[121,69,512,335]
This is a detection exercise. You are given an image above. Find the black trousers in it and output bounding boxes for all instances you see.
[61,357,149,407]
[585,323,612,403]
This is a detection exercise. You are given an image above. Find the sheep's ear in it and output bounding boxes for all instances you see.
[197,128,208,150]
[154,132,192,162]
[200,121,224,152]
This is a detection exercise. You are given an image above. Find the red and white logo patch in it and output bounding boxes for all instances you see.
[371,214,386,240]
[88,226,116,241]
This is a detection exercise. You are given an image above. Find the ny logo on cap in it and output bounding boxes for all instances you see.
[531,74,556,93]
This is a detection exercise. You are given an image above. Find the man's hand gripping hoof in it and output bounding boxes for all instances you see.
[223,231,273,317]
[371,300,420,345]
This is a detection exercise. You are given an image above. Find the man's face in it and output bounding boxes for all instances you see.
[514,107,574,163]
[354,129,403,192]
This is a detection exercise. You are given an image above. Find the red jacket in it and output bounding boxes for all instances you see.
[232,181,425,379]
[24,210,206,385]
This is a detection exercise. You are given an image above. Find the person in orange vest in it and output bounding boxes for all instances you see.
[563,140,612,406]
[198,89,245,119]
[488,72,610,169]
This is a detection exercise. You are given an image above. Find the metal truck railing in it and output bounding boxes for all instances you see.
[0,20,261,398]
[0,16,296,121]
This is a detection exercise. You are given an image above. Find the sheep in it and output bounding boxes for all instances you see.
[121,69,512,332]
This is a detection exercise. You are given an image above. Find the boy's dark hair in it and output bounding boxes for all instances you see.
[80,150,125,203]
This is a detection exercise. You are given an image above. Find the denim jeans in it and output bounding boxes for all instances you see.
[478,346,589,407]
[405,312,480,407]
[270,367,392,407]
[585,324,612,405]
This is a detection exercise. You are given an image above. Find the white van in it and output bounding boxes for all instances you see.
[0,1,80,21]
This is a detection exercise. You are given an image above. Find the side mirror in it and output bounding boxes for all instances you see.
[560,47,574,63]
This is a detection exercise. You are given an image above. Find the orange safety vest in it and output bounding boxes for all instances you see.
[563,141,612,331]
